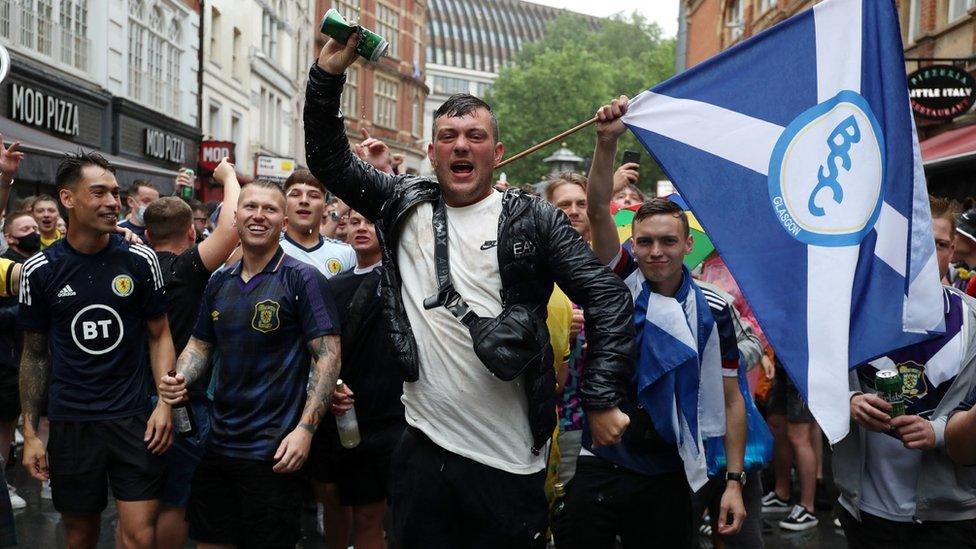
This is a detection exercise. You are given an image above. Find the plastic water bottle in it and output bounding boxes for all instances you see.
[334,379,361,448]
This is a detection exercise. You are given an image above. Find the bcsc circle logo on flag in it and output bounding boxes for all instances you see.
[768,90,886,247]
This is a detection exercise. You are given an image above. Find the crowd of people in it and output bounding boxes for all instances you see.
[0,27,975,549]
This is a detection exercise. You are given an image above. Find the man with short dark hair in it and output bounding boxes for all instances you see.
[306,34,635,548]
[158,180,342,549]
[3,211,39,264]
[143,158,241,549]
[185,199,209,242]
[31,195,61,248]
[119,180,161,240]
[281,169,355,278]
[565,96,747,547]
[19,151,175,549]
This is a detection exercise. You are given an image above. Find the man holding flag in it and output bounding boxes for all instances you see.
[551,96,747,547]
[619,0,945,447]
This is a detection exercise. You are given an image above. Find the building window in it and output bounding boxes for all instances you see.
[412,97,421,137]
[949,0,974,21]
[476,82,491,98]
[725,0,744,43]
[0,0,89,71]
[209,6,219,62]
[758,0,775,15]
[908,0,922,42]
[432,75,469,95]
[231,113,242,148]
[128,2,183,112]
[342,65,359,118]
[261,11,278,61]
[209,103,221,138]
[333,0,360,21]
[374,75,399,129]
[376,3,399,59]
[232,27,241,78]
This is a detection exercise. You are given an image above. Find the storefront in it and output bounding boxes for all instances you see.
[909,61,976,199]
[0,47,199,209]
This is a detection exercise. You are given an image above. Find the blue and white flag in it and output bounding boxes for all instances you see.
[622,0,945,443]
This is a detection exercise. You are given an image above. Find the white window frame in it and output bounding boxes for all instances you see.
[341,64,359,119]
[373,74,399,130]
[333,0,360,21]
[908,0,922,42]
[376,2,399,59]
[0,0,90,73]
[725,0,744,43]
[949,0,975,22]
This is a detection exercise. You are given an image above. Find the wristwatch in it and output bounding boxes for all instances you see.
[726,471,747,486]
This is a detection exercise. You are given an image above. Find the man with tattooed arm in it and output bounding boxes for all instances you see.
[158,180,342,549]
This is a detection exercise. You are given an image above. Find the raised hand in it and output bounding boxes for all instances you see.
[317,32,360,76]
[0,135,25,177]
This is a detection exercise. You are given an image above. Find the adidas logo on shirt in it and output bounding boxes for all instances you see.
[57,285,77,298]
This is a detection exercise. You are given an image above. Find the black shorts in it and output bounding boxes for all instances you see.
[0,369,19,421]
[309,420,404,506]
[188,452,303,549]
[766,363,814,423]
[48,414,163,515]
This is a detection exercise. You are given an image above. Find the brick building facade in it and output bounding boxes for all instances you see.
[314,0,429,174]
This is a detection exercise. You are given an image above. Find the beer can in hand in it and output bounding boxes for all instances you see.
[320,8,389,62]
[875,369,905,418]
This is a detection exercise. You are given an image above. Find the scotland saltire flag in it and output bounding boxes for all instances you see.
[622,0,945,442]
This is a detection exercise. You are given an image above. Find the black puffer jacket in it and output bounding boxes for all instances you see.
[304,64,635,453]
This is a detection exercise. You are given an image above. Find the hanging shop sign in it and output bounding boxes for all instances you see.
[908,65,976,121]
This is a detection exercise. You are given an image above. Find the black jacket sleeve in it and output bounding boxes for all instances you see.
[304,63,402,222]
[539,204,636,410]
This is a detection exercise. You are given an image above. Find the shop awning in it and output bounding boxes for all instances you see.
[920,124,976,170]
[0,117,176,194]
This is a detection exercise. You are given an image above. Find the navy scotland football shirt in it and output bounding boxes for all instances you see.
[193,246,339,460]
[18,235,167,421]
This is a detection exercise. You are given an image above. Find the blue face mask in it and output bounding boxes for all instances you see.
[136,205,147,224]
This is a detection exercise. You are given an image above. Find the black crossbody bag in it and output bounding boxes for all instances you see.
[422,199,548,381]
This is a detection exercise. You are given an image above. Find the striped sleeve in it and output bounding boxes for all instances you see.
[18,253,51,332]
[701,286,741,376]
[129,244,168,318]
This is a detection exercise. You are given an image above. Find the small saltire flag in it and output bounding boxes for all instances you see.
[622,0,945,443]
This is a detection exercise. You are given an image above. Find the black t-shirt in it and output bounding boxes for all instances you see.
[157,245,212,401]
[326,266,404,428]
[18,235,168,421]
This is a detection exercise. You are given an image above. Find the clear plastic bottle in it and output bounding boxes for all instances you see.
[334,379,361,449]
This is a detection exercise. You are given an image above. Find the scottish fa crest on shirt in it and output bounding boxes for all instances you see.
[897,361,929,400]
[327,258,342,276]
[112,274,134,297]
[252,299,281,333]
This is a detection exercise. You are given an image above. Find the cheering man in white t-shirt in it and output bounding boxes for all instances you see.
[305,34,636,548]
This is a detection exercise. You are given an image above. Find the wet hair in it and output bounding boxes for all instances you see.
[283,169,326,194]
[544,172,587,204]
[144,197,192,243]
[432,94,499,142]
[56,150,116,190]
[633,198,690,238]
[930,195,959,234]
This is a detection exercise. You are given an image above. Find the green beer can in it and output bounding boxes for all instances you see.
[320,8,389,63]
[875,369,905,418]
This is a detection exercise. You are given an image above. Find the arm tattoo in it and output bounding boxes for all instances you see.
[300,335,341,433]
[176,338,214,388]
[19,332,50,433]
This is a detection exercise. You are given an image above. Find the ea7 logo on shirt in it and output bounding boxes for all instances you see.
[70,304,124,355]
[252,300,280,333]
[768,90,886,247]
[112,275,134,297]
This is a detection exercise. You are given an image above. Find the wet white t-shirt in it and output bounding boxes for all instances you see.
[396,190,544,474]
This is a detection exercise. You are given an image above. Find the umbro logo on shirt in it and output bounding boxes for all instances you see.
[57,285,77,298]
